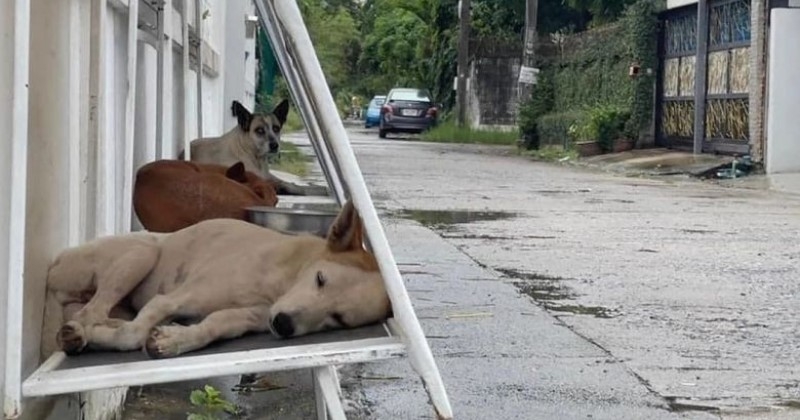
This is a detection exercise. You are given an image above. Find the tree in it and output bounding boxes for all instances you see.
[563,0,636,25]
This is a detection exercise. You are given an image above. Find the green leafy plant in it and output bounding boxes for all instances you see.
[621,0,660,139]
[582,104,630,152]
[531,0,659,145]
[187,385,240,420]
[536,110,586,148]
[420,120,519,145]
[518,72,555,150]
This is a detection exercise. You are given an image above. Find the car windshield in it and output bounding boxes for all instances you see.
[369,98,385,108]
[389,90,431,102]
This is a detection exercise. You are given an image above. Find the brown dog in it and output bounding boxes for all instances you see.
[46,200,391,358]
[133,159,278,233]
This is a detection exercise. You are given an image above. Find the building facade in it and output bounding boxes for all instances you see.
[0,0,259,418]
[658,0,800,172]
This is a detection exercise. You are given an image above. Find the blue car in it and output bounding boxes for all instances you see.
[364,95,386,128]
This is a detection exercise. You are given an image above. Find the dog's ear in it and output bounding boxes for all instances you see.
[272,99,290,127]
[224,162,247,183]
[231,101,254,131]
[326,200,364,253]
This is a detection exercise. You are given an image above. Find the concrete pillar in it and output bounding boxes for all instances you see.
[224,0,250,130]
[0,0,30,416]
[765,8,800,173]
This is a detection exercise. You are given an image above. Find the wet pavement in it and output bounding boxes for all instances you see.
[330,129,800,419]
[124,127,800,419]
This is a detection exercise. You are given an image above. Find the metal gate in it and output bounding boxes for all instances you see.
[656,0,752,154]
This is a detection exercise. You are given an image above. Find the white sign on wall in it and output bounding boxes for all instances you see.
[518,66,540,85]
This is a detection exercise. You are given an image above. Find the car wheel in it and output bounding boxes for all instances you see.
[378,119,388,138]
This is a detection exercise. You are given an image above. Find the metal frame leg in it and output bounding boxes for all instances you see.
[253,1,453,418]
[313,366,346,420]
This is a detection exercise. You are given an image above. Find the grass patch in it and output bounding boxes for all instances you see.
[270,141,309,177]
[524,146,579,162]
[282,107,305,133]
[419,121,519,145]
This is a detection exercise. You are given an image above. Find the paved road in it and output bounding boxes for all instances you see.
[288,127,800,420]
[125,127,800,420]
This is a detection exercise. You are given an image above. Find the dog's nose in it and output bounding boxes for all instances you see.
[271,312,294,337]
[269,142,279,153]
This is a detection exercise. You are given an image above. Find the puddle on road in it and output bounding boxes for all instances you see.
[496,267,617,319]
[395,209,517,230]
[778,400,800,409]
[664,396,721,414]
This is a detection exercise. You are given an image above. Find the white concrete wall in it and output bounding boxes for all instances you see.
[765,8,800,174]
[177,0,227,142]
[0,0,18,411]
[200,0,226,137]
[0,0,257,417]
[224,0,258,131]
[667,0,697,9]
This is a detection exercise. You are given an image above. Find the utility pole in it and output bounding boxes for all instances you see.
[517,0,538,103]
[456,0,470,127]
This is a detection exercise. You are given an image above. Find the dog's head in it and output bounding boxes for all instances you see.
[231,99,290,158]
[223,162,279,206]
[268,200,392,338]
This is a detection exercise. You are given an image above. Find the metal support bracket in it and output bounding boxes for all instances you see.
[253,1,453,418]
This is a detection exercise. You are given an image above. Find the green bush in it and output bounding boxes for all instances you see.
[621,0,660,139]
[518,72,555,150]
[524,0,660,144]
[536,110,586,148]
[579,105,631,152]
[421,120,518,145]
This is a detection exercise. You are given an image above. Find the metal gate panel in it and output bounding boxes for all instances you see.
[656,0,752,155]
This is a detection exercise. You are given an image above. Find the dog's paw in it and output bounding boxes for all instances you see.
[145,325,187,359]
[57,321,87,355]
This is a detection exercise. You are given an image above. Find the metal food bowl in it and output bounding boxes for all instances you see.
[246,206,338,237]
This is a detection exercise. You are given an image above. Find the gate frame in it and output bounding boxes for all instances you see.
[656,0,753,155]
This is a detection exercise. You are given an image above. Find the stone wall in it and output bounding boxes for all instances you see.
[466,38,522,130]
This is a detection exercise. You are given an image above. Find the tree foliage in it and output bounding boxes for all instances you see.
[260,0,639,117]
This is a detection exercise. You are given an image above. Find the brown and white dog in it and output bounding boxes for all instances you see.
[179,99,323,196]
[182,100,289,177]
[45,200,391,358]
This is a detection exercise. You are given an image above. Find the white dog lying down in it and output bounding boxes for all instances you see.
[46,201,392,358]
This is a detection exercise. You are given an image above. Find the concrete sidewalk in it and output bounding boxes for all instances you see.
[573,148,800,197]
[573,148,735,177]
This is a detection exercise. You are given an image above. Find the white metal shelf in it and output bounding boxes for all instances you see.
[7,0,453,417]
[23,323,404,398]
